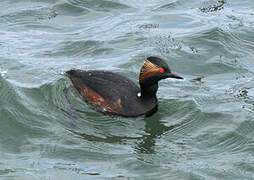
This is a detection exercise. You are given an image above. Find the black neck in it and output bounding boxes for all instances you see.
[140,83,158,98]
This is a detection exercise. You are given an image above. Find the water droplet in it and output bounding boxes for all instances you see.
[1,70,7,77]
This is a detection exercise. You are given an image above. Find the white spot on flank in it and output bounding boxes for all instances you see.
[137,92,141,98]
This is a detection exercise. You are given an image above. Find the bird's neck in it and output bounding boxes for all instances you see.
[140,83,158,98]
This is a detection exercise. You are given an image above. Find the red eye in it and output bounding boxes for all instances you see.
[159,68,164,73]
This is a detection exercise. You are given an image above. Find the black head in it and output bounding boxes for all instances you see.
[139,56,183,85]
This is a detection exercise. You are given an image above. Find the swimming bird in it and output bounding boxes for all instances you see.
[65,56,183,117]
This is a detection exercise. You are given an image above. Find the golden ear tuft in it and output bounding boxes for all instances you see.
[139,60,160,83]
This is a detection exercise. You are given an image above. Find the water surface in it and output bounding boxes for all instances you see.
[1,0,254,179]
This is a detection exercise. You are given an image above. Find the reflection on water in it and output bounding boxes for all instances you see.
[70,115,176,155]
[136,117,175,154]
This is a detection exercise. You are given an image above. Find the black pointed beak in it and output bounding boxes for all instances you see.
[166,73,183,79]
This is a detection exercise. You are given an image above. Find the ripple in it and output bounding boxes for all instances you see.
[41,40,113,57]
[0,7,58,30]
[0,77,18,108]
[67,0,130,12]
[0,78,48,154]
[157,0,200,11]
[0,168,15,176]
[53,2,89,16]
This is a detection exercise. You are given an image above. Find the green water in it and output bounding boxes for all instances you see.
[1,0,254,179]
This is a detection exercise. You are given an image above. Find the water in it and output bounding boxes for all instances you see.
[1,0,254,179]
